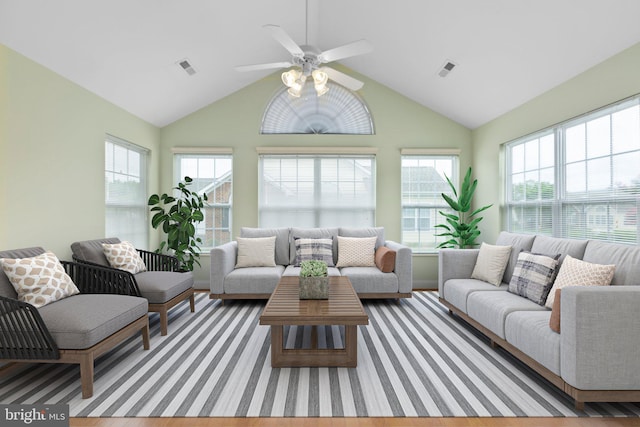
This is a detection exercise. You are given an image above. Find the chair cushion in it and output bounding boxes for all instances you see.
[224,266,285,294]
[71,237,121,267]
[134,271,194,304]
[37,294,148,349]
[505,310,561,375]
[339,267,398,293]
[442,279,508,314]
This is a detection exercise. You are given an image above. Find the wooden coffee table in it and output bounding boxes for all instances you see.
[259,276,369,368]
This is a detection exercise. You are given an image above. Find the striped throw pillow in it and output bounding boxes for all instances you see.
[508,251,560,305]
[294,238,334,267]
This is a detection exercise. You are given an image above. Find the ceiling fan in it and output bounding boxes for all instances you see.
[235,24,373,97]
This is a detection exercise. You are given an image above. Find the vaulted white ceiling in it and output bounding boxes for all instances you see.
[2,0,640,129]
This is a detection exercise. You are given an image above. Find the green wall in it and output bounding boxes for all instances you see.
[0,44,161,259]
[161,67,473,288]
[472,42,640,244]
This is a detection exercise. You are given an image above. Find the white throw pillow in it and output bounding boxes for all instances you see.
[335,236,376,267]
[235,236,277,268]
[102,241,147,274]
[470,242,512,286]
[0,251,80,308]
[544,255,615,309]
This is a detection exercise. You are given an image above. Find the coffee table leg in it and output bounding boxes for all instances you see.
[271,325,284,366]
[345,325,358,366]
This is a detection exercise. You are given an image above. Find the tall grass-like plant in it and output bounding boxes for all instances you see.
[436,167,492,249]
[148,176,208,271]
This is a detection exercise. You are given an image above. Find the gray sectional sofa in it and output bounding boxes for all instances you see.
[438,231,640,409]
[211,227,412,299]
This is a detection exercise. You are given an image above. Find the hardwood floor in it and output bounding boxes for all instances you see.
[69,417,639,427]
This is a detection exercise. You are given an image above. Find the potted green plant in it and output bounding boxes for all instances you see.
[148,176,208,271]
[299,260,329,299]
[436,167,492,249]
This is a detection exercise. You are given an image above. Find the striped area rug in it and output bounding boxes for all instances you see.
[1,292,639,418]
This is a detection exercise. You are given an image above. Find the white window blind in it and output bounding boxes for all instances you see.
[174,153,233,250]
[505,95,640,244]
[259,154,375,228]
[401,154,458,253]
[105,135,149,248]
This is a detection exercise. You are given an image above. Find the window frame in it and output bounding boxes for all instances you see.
[104,134,149,248]
[172,149,233,251]
[504,94,640,244]
[400,150,460,254]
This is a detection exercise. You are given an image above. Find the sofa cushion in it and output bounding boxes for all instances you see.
[37,294,148,349]
[583,240,640,286]
[102,241,147,274]
[135,271,194,303]
[289,227,339,265]
[293,238,334,267]
[336,236,376,267]
[224,266,285,294]
[339,267,398,293]
[442,278,507,314]
[495,232,536,284]
[470,243,512,286]
[505,310,561,375]
[240,227,290,266]
[235,236,277,268]
[375,246,396,273]
[339,227,385,249]
[545,255,615,309]
[0,247,46,299]
[530,235,587,265]
[0,251,80,308]
[70,237,121,267]
[282,265,342,277]
[507,251,560,305]
[467,290,547,339]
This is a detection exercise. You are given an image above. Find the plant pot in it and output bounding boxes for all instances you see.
[299,276,329,299]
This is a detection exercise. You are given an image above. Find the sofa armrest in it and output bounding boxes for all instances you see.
[437,249,479,296]
[210,241,238,294]
[561,285,640,390]
[385,240,412,293]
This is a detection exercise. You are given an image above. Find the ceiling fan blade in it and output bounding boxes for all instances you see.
[263,24,304,57]
[318,39,373,63]
[235,61,293,72]
[321,67,364,91]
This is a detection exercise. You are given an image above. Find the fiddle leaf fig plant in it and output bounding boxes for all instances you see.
[148,176,208,271]
[435,167,492,249]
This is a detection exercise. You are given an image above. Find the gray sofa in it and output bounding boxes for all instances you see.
[211,227,412,299]
[438,231,640,409]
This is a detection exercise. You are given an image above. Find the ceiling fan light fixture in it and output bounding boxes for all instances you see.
[312,69,329,96]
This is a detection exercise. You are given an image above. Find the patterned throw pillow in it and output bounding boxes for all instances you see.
[0,251,80,308]
[335,236,376,268]
[102,241,147,274]
[508,251,560,305]
[294,238,334,267]
[544,255,615,309]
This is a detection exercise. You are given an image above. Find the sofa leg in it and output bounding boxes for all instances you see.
[142,321,150,350]
[490,340,498,349]
[574,400,585,411]
[80,354,94,399]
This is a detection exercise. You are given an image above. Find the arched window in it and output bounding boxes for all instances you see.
[261,83,374,135]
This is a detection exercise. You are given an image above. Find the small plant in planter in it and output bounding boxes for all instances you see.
[148,176,208,272]
[299,260,329,299]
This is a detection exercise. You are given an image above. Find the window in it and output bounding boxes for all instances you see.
[174,151,233,250]
[401,152,459,253]
[105,135,149,248]
[505,95,640,244]
[258,152,375,228]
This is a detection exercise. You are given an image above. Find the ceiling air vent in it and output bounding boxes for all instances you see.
[178,59,196,76]
[438,60,457,78]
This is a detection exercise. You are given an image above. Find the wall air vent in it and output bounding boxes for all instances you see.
[177,59,196,76]
[438,60,457,78]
